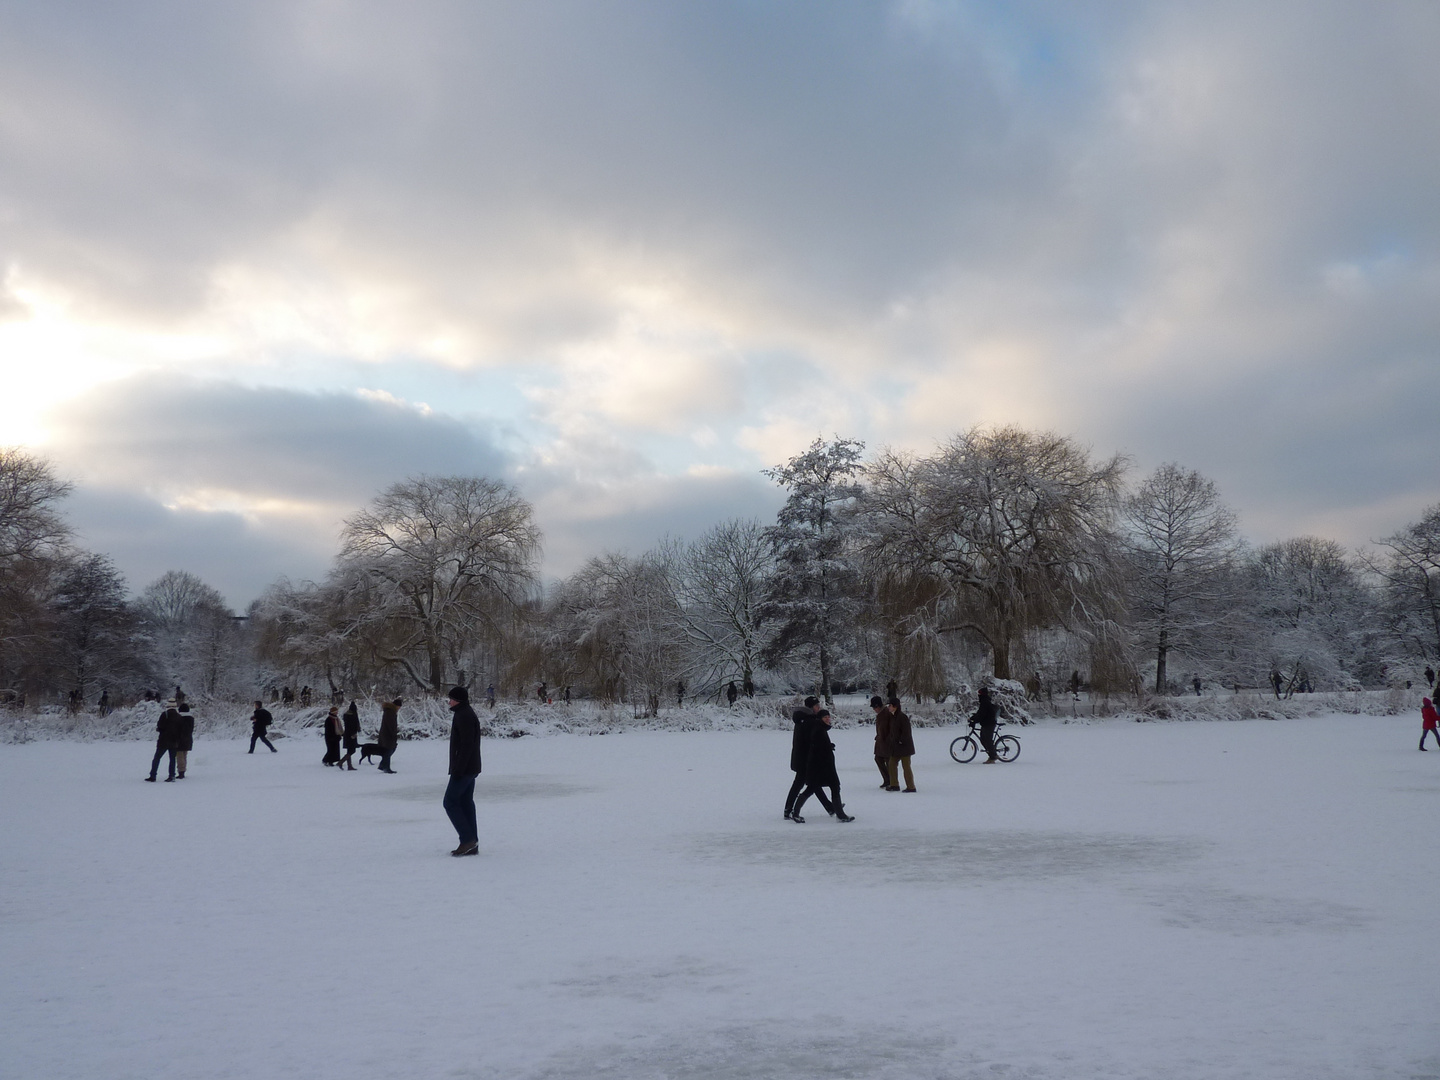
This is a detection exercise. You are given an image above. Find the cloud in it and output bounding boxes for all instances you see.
[2,0,1438,564]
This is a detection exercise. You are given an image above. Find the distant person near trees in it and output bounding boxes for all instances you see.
[173,703,194,779]
[250,701,277,753]
[784,697,819,820]
[1421,698,1440,752]
[1427,666,1436,689]
[486,684,496,708]
[97,689,110,716]
[444,686,482,857]
[726,682,738,707]
[886,696,916,792]
[1193,676,1202,696]
[377,698,401,773]
[338,701,360,770]
[791,708,854,823]
[676,681,685,708]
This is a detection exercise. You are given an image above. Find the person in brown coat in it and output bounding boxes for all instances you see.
[870,695,893,787]
[377,698,402,773]
[886,696,916,792]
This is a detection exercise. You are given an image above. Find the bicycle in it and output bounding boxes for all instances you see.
[949,719,1021,763]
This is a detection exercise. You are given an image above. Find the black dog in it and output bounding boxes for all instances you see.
[358,743,384,765]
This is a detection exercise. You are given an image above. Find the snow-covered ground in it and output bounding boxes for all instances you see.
[2,715,1436,1080]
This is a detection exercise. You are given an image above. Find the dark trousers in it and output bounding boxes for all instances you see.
[979,724,997,759]
[444,774,478,844]
[149,746,175,780]
[874,755,890,785]
[379,748,395,772]
[1423,728,1439,750]
[784,772,806,815]
[794,782,840,817]
[249,733,276,752]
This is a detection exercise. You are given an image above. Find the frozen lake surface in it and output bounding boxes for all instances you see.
[2,714,1437,1079]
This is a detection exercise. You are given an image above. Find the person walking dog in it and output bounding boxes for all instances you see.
[377,698,401,773]
[444,686,482,856]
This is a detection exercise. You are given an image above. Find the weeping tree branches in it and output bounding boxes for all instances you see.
[859,427,1129,681]
[336,476,541,694]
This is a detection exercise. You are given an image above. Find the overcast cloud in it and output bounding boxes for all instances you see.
[1,1,1437,606]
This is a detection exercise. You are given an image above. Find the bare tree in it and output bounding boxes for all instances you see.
[137,570,238,697]
[674,519,771,698]
[50,552,154,701]
[0,449,73,699]
[544,550,685,714]
[1122,464,1242,693]
[760,437,866,705]
[338,475,540,694]
[1365,504,1440,666]
[860,427,1128,682]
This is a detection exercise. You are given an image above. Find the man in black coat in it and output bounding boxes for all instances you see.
[444,686,482,857]
[783,696,819,820]
[173,704,195,779]
[792,709,854,823]
[974,686,1000,764]
[146,702,180,781]
[249,701,277,753]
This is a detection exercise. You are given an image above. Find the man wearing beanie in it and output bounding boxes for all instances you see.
[444,686,482,856]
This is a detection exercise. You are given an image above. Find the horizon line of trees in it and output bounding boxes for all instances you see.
[3,430,1440,712]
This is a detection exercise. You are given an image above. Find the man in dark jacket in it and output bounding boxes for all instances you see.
[146,702,180,781]
[173,704,195,779]
[974,686,1000,764]
[377,698,401,773]
[249,701,277,753]
[444,686,482,856]
[886,696,916,792]
[870,695,893,787]
[783,696,819,820]
[792,709,854,823]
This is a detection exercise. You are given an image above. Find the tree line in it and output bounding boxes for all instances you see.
[3,430,1439,711]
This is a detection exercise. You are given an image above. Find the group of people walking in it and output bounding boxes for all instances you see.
[784,697,855,823]
[319,698,401,772]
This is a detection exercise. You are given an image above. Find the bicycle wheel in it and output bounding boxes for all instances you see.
[950,735,978,763]
[994,735,1020,762]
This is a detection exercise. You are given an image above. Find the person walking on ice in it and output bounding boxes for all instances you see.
[1421,697,1440,751]
[249,701,277,753]
[791,708,854,823]
[444,686,482,857]
[784,696,818,820]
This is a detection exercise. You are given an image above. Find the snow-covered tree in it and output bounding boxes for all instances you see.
[760,437,865,705]
[1365,504,1440,667]
[674,518,771,698]
[49,552,154,701]
[1246,537,1377,692]
[138,570,241,698]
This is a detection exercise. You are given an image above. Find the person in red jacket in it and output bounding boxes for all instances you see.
[1421,698,1439,751]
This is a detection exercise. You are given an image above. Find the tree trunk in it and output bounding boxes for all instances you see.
[1154,628,1169,695]
[819,644,833,706]
[992,639,1011,681]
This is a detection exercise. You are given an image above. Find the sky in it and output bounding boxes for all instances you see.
[1,1,1437,609]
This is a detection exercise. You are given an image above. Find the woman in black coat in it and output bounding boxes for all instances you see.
[322,706,343,767]
[338,700,360,771]
[791,709,854,823]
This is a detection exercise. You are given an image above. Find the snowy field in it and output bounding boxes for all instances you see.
[2,715,1437,1080]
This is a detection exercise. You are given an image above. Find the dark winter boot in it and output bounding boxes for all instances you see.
[835,809,855,822]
